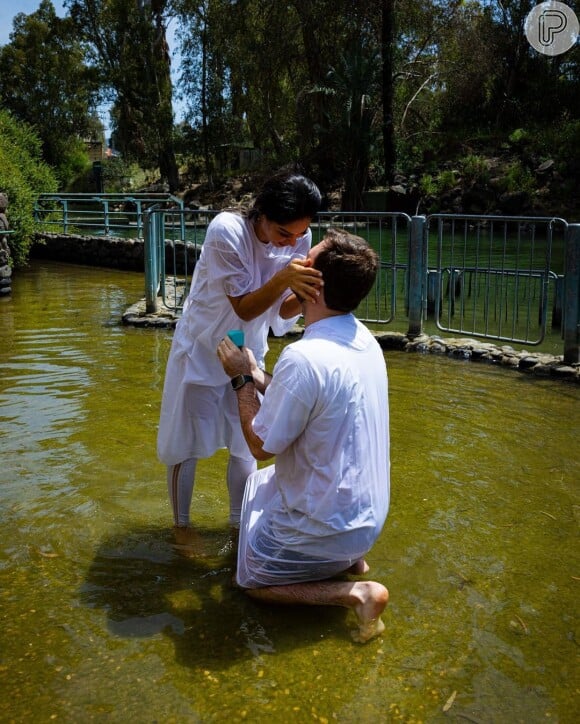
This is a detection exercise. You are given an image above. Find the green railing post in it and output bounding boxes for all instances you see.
[156,210,165,299]
[179,200,186,243]
[135,199,143,238]
[62,200,69,234]
[144,207,159,314]
[407,215,426,338]
[563,223,580,364]
[102,199,110,236]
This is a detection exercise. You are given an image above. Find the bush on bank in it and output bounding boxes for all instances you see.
[0,110,58,268]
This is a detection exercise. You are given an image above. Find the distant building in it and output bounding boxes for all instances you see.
[85,140,104,162]
[216,144,262,172]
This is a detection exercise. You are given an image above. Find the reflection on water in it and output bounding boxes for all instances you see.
[0,260,578,723]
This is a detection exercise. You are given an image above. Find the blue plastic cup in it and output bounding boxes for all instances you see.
[227,329,244,348]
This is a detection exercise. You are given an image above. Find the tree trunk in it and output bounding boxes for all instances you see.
[381,0,396,184]
[152,3,179,191]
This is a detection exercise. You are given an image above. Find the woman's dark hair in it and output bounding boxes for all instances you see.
[313,228,378,313]
[247,172,322,224]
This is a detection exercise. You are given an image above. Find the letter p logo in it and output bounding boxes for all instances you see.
[526,2,579,55]
[540,9,567,45]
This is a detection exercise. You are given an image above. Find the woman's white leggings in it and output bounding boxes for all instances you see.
[167,455,257,527]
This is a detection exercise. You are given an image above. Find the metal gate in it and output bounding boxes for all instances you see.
[426,214,568,346]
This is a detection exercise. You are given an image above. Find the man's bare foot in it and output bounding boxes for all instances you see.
[350,581,389,643]
[345,558,370,575]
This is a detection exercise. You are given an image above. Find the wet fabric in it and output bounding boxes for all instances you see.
[236,314,390,588]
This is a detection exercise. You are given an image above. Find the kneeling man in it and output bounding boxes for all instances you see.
[217,228,390,642]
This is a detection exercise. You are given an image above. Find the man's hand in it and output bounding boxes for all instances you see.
[216,336,253,377]
[216,337,272,461]
[217,338,272,393]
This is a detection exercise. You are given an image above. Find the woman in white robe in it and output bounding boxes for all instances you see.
[157,172,323,529]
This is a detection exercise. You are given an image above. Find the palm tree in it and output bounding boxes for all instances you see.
[308,45,382,210]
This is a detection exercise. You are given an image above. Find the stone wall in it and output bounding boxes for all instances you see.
[32,232,199,273]
[0,193,11,296]
[32,232,145,270]
[377,332,580,383]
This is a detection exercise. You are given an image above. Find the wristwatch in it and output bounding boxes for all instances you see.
[230,374,254,390]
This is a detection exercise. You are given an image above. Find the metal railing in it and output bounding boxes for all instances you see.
[427,214,567,346]
[143,207,579,363]
[143,206,219,313]
[313,211,411,325]
[35,193,184,238]
[142,208,413,325]
[141,206,580,362]
[30,194,578,363]
[563,224,580,364]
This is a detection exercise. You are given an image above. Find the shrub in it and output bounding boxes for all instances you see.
[58,140,93,191]
[419,169,458,198]
[460,154,490,186]
[553,119,580,176]
[0,110,58,268]
[103,158,148,193]
[437,169,459,192]
[419,173,437,198]
[499,160,536,195]
[508,128,531,147]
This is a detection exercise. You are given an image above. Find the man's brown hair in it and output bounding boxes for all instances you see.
[314,228,378,313]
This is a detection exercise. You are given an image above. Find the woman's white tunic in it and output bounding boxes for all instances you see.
[157,211,311,465]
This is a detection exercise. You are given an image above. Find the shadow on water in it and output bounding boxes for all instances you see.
[80,525,351,672]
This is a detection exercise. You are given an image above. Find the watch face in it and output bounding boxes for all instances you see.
[231,374,245,390]
[231,374,252,390]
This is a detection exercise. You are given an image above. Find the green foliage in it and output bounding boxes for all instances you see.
[437,169,459,193]
[499,161,536,195]
[0,110,58,268]
[313,43,383,208]
[0,0,100,186]
[63,156,148,194]
[177,0,308,174]
[1,0,578,212]
[551,120,580,176]
[176,0,383,195]
[102,159,148,193]
[419,173,437,198]
[508,128,531,148]
[419,168,458,198]
[69,0,179,190]
[58,140,93,191]
[460,155,490,186]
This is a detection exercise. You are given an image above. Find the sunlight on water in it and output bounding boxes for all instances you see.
[0,261,578,723]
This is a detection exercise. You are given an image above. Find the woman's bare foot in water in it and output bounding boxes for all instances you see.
[172,526,208,557]
[349,581,389,643]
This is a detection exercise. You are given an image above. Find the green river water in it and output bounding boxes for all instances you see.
[0,260,578,723]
